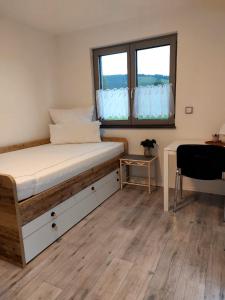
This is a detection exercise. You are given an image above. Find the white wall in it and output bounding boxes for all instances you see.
[56,3,225,194]
[0,17,57,146]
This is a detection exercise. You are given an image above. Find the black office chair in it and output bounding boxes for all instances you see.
[174,144,225,217]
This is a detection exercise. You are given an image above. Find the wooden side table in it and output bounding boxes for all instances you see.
[120,154,158,193]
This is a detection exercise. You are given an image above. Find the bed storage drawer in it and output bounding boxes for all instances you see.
[23,221,59,263]
[22,169,120,263]
[95,169,120,205]
[94,168,119,189]
[56,169,120,236]
[22,185,95,239]
[56,193,99,237]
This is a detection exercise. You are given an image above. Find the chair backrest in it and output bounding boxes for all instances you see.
[177,144,225,180]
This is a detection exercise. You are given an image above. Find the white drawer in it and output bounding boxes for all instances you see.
[95,176,120,205]
[56,185,95,216]
[22,171,119,239]
[24,221,58,263]
[56,192,98,237]
[55,174,120,238]
[94,169,119,189]
[22,185,95,238]
[22,169,120,263]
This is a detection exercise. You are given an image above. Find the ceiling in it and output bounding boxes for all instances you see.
[0,0,224,35]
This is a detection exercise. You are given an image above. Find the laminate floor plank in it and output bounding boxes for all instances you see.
[141,238,189,300]
[0,187,224,300]
[53,248,113,300]
[111,264,153,300]
[204,228,225,300]
[84,258,133,300]
[14,278,43,300]
[0,244,64,300]
[27,282,61,300]
[172,207,222,300]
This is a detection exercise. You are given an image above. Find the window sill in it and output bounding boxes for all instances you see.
[100,124,176,129]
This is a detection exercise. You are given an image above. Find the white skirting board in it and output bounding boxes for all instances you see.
[22,169,120,263]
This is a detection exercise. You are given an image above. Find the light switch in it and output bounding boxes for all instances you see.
[185,106,193,114]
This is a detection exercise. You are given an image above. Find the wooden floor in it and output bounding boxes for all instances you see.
[0,187,225,300]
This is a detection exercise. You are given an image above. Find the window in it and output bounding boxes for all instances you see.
[93,33,177,128]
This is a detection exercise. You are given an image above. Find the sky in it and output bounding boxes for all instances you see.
[101,45,170,76]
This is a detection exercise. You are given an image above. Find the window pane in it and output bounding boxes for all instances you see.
[134,45,173,120]
[137,45,170,87]
[97,52,129,121]
[100,53,128,89]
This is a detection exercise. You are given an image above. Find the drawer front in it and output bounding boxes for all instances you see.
[50,175,120,239]
[94,168,119,189]
[22,185,94,238]
[23,169,120,263]
[56,193,98,237]
[24,193,97,262]
[56,185,94,216]
[22,170,119,238]
[95,175,120,205]
[23,193,98,263]
[23,222,58,263]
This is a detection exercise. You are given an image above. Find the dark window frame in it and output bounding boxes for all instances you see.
[93,33,177,129]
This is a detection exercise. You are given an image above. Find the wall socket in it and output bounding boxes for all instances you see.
[185,106,194,114]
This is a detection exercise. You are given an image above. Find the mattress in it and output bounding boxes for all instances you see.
[0,142,124,201]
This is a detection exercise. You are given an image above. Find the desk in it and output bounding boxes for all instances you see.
[163,140,205,211]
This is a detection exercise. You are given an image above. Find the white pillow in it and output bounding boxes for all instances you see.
[49,106,94,124]
[49,121,101,144]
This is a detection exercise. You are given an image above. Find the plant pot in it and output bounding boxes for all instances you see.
[144,147,152,157]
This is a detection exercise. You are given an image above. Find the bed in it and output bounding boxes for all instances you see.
[0,137,127,267]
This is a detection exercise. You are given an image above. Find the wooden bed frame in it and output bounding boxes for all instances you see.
[0,137,128,267]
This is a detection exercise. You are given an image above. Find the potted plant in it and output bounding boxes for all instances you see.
[140,139,157,157]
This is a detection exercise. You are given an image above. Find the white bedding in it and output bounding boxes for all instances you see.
[0,142,124,201]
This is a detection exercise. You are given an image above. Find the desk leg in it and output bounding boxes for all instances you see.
[164,150,169,211]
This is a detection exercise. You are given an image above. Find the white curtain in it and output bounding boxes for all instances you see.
[96,88,129,120]
[133,83,174,119]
